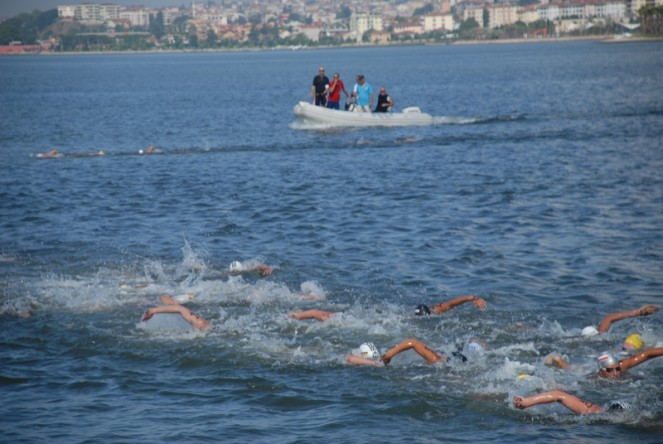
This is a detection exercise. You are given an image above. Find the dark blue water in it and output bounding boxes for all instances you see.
[1,41,662,442]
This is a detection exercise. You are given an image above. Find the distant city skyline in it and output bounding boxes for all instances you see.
[0,0,178,18]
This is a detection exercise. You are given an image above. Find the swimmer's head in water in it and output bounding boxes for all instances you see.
[414,304,431,316]
[598,352,619,368]
[581,326,599,337]
[623,334,643,351]
[598,352,623,378]
[608,400,631,411]
[351,342,379,360]
[467,339,486,352]
[229,260,243,272]
[450,350,468,363]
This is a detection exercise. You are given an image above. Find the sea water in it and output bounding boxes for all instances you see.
[1,41,662,442]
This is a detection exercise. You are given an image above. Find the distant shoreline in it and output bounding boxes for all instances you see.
[4,35,662,57]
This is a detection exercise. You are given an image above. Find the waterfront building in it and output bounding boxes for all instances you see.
[57,4,122,24]
[350,13,383,41]
[423,13,455,31]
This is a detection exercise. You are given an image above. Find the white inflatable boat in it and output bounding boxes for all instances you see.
[293,101,434,127]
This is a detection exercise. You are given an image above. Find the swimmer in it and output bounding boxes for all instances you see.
[381,338,448,365]
[346,342,383,367]
[69,150,106,158]
[581,304,658,336]
[227,260,273,277]
[161,294,195,304]
[141,296,210,331]
[346,338,468,367]
[596,348,663,379]
[544,353,570,369]
[414,294,487,316]
[36,149,63,158]
[467,338,491,351]
[513,390,630,415]
[84,150,105,157]
[288,309,335,322]
[139,145,163,155]
[623,333,644,352]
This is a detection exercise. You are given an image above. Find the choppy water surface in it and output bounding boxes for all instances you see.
[1,41,663,442]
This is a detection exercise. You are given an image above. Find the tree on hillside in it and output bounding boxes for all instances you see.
[413,4,434,16]
[336,6,352,19]
[457,18,482,40]
[0,22,20,44]
[0,9,58,44]
[149,11,165,39]
[640,6,663,34]
[173,15,189,33]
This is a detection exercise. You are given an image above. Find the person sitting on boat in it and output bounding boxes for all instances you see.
[310,66,330,107]
[374,87,394,113]
[327,72,349,110]
[351,74,373,112]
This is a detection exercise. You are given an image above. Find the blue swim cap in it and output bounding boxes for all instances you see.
[414,304,431,316]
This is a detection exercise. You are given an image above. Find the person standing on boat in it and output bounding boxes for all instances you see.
[310,66,330,107]
[326,72,349,110]
[374,87,394,113]
[352,74,373,112]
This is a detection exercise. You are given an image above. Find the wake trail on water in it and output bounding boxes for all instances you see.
[289,113,526,131]
[27,112,527,160]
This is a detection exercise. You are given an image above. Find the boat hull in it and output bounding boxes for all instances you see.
[293,101,434,127]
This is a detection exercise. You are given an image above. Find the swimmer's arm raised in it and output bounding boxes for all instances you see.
[430,295,487,314]
[141,305,210,330]
[345,354,381,367]
[597,304,659,334]
[544,354,570,369]
[513,390,603,415]
[619,347,663,372]
[381,338,444,365]
[288,310,335,322]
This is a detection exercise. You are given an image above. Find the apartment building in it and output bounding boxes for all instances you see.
[350,13,383,41]
[423,13,455,31]
[57,4,122,24]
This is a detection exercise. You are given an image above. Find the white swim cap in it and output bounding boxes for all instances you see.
[229,260,243,271]
[582,326,599,337]
[351,342,379,360]
[174,293,194,303]
[139,149,144,154]
[468,340,486,352]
